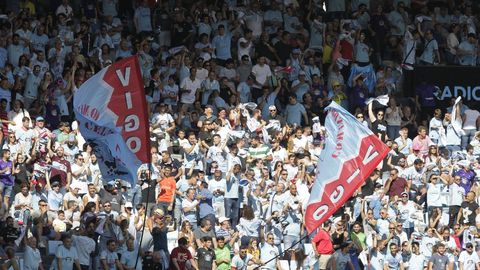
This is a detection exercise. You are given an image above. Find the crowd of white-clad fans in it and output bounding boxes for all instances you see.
[0,0,480,269]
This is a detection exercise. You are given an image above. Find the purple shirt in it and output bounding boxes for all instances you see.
[0,159,14,186]
[350,85,367,107]
[456,169,476,193]
[415,84,436,107]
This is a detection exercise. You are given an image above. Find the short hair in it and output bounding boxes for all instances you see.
[107,239,116,246]
[61,234,71,242]
[178,237,188,246]
[200,218,210,227]
[417,126,427,133]
[414,159,424,165]
[202,236,212,242]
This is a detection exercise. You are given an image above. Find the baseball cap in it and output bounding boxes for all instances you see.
[36,116,45,122]
[154,208,164,217]
[332,81,341,87]
[268,105,276,111]
[412,143,421,151]
[292,48,301,54]
[219,217,230,224]
[125,202,133,208]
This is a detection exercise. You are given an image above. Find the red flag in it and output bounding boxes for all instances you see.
[305,102,389,233]
[74,56,151,185]
[103,56,151,164]
[275,66,294,74]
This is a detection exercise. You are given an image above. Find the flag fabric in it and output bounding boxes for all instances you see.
[451,96,465,136]
[74,56,151,186]
[274,66,294,74]
[304,102,389,233]
[348,63,377,94]
[365,94,390,106]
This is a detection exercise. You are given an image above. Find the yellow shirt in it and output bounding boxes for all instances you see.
[322,45,333,64]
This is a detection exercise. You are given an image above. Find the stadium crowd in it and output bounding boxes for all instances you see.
[0,0,480,269]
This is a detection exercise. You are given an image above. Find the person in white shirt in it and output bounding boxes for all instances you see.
[180,68,202,111]
[260,233,281,270]
[394,127,413,156]
[449,175,465,226]
[208,169,227,217]
[408,241,426,270]
[459,242,480,270]
[251,56,272,90]
[237,29,253,61]
[429,109,444,144]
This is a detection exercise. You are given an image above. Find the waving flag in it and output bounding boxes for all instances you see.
[74,56,151,185]
[305,102,389,233]
[274,66,294,74]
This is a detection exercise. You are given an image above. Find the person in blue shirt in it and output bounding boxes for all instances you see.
[212,25,232,65]
[284,94,308,127]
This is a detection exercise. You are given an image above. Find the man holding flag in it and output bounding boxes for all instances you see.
[304,101,389,234]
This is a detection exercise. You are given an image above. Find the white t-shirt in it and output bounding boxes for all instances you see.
[446,122,461,146]
[151,113,174,130]
[71,163,89,194]
[427,183,443,207]
[459,250,480,270]
[237,37,253,61]
[251,64,272,87]
[180,77,202,104]
[450,183,465,206]
[429,117,443,140]
[394,137,413,156]
[408,253,426,270]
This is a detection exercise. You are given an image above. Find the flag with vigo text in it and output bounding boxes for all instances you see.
[305,102,389,233]
[74,56,151,185]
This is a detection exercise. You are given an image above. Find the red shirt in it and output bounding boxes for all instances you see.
[169,246,193,270]
[387,177,408,197]
[340,39,354,61]
[157,176,176,203]
[50,156,71,186]
[312,229,334,255]
[0,110,8,136]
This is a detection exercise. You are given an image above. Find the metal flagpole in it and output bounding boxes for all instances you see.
[134,162,152,269]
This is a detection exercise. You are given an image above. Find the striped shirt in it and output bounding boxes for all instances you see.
[248,144,270,160]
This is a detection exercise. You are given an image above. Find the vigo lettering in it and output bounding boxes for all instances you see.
[346,168,360,184]
[126,137,141,153]
[362,145,379,165]
[312,205,329,221]
[330,185,344,204]
[116,67,131,86]
[124,115,140,132]
[125,92,133,109]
